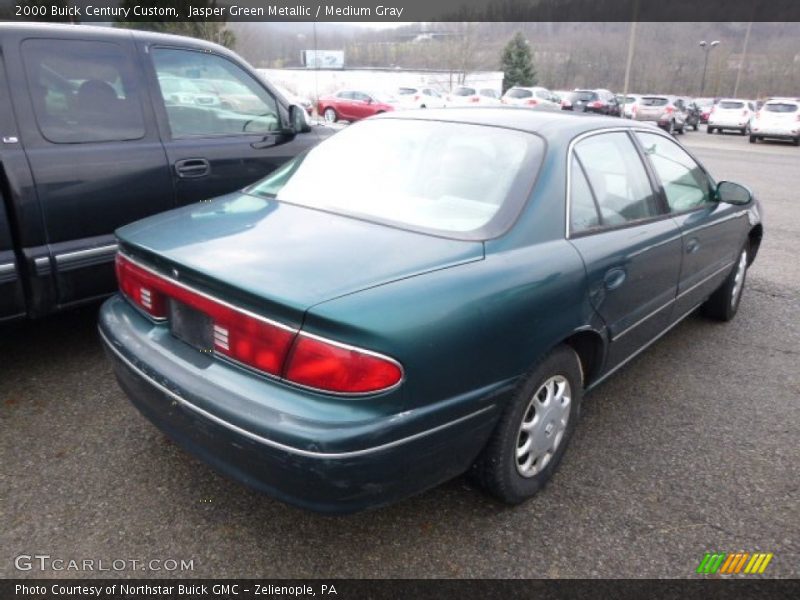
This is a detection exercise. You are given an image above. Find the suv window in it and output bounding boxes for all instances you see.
[22,39,146,144]
[573,132,660,228]
[152,48,279,137]
[637,132,713,212]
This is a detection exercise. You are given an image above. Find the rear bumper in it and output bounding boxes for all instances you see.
[99,295,502,513]
[751,127,798,139]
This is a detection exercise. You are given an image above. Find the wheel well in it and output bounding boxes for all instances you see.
[748,224,763,265]
[562,330,605,388]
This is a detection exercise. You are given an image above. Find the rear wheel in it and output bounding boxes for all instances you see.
[470,346,582,504]
[693,123,699,131]
[323,107,337,123]
[749,135,757,143]
[702,245,749,322]
[707,126,714,134]
[794,137,800,146]
[740,127,747,136]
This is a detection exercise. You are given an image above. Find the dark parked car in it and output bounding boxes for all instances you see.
[100,110,763,513]
[563,89,620,115]
[0,23,329,322]
[317,90,397,123]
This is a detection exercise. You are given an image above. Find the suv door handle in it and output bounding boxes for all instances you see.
[175,158,210,178]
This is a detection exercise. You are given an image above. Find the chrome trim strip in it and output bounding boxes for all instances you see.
[0,262,15,275]
[675,260,735,301]
[590,302,702,391]
[100,326,493,459]
[611,298,675,342]
[55,243,118,266]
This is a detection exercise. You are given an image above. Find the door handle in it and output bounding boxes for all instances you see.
[603,267,627,291]
[686,238,700,254]
[175,158,210,178]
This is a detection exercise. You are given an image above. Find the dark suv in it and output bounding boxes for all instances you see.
[563,89,620,115]
[0,23,330,321]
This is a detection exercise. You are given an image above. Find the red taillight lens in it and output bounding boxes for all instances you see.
[115,254,168,319]
[665,106,674,114]
[414,95,420,101]
[469,96,480,103]
[526,99,538,105]
[285,334,402,394]
[115,253,403,393]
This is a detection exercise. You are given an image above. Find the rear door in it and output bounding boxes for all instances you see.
[145,44,322,206]
[9,33,173,312]
[567,130,682,371]
[635,131,749,316]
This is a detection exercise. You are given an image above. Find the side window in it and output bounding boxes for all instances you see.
[152,48,279,137]
[21,39,145,143]
[636,132,713,212]
[573,132,661,226]
[353,92,370,102]
[569,156,601,233]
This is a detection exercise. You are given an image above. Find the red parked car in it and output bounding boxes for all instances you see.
[317,90,397,123]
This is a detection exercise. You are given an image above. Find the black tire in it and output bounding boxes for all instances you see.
[470,345,583,504]
[693,123,699,131]
[794,137,800,146]
[323,107,338,123]
[707,126,714,134]
[740,128,747,136]
[749,135,757,144]
[702,244,749,322]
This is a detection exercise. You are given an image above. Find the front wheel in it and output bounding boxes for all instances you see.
[707,126,714,134]
[470,346,583,504]
[323,107,338,123]
[749,135,757,144]
[702,245,749,322]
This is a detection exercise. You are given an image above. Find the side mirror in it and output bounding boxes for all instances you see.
[717,181,752,205]
[288,104,310,133]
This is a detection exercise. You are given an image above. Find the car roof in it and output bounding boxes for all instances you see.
[376,107,655,140]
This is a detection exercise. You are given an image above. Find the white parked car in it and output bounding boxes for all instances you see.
[707,99,756,135]
[501,86,561,111]
[617,94,642,118]
[445,86,502,106]
[749,99,800,145]
[396,86,447,109]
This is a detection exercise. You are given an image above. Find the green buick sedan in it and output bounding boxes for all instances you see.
[99,109,763,513]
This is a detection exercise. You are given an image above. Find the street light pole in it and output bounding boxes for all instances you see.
[699,40,720,97]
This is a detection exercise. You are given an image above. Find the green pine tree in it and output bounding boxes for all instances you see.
[114,1,235,49]
[500,32,537,92]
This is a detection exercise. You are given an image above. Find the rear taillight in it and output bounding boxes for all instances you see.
[115,253,402,393]
[665,106,674,114]
[469,96,480,103]
[742,110,748,116]
[526,99,539,106]
[414,95,420,101]
[285,334,402,394]
[754,111,761,120]
[591,101,602,108]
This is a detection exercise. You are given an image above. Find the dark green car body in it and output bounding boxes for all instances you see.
[99,109,763,513]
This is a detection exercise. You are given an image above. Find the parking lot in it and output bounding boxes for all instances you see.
[1,127,798,579]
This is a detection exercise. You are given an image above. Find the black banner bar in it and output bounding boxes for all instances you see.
[2,0,800,22]
[3,580,800,600]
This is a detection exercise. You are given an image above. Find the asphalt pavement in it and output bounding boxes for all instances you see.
[1,127,798,579]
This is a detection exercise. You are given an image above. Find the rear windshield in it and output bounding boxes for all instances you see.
[398,87,418,95]
[570,91,597,101]
[719,101,745,109]
[454,87,476,96]
[641,97,669,106]
[506,88,532,99]
[249,119,544,240]
[764,103,798,113]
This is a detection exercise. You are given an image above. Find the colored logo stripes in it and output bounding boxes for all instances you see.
[696,552,773,574]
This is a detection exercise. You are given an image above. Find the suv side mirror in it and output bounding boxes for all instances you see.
[717,181,752,205]
[288,104,310,133]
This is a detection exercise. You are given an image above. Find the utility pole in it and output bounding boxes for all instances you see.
[621,0,640,116]
[733,21,753,98]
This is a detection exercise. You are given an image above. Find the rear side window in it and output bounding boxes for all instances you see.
[22,39,146,144]
[152,48,279,137]
[573,132,660,228]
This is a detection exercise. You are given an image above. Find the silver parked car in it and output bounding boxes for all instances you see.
[633,96,688,135]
